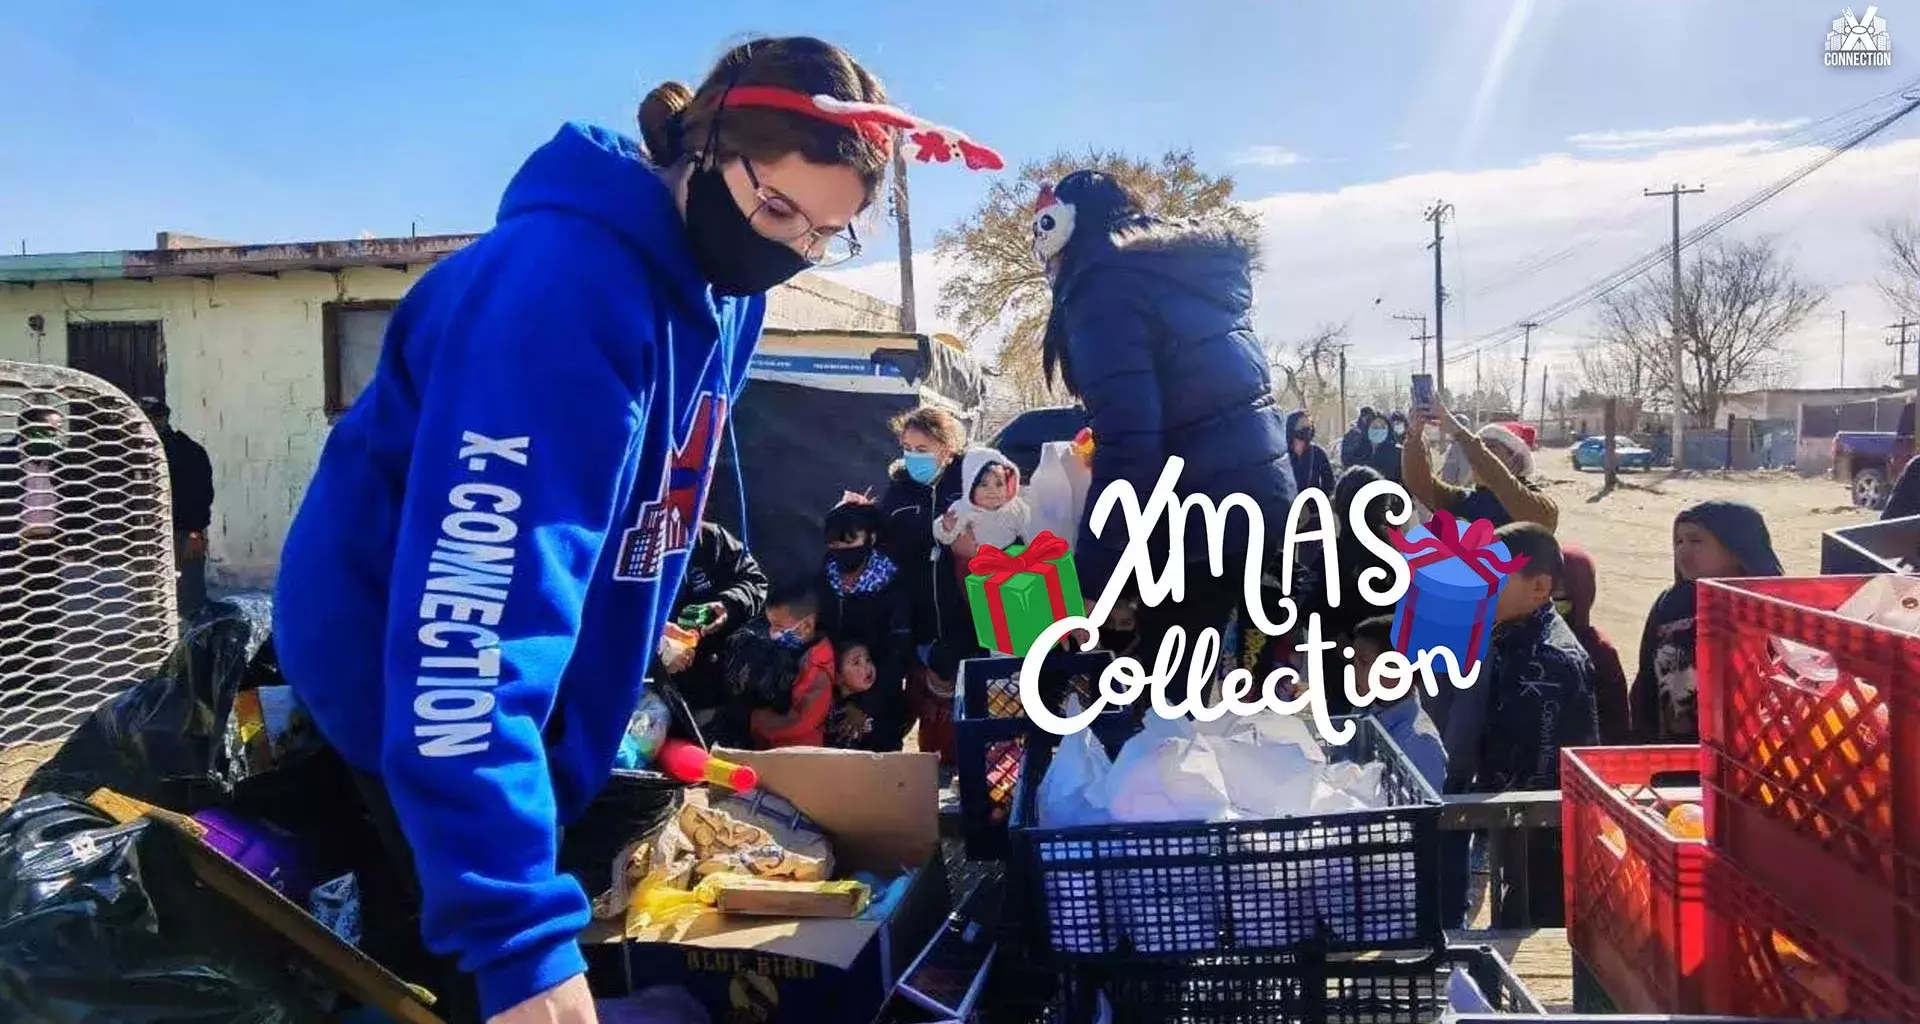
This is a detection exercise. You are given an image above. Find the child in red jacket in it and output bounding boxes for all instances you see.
[1555,545,1631,745]
[747,586,838,749]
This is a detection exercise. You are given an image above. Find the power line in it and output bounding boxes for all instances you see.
[1457,79,1920,303]
[1442,84,1920,365]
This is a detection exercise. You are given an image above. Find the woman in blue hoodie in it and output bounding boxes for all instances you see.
[1032,172,1295,661]
[272,38,996,1024]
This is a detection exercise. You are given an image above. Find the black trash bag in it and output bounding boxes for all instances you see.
[557,683,704,904]
[27,595,277,811]
[0,793,326,1023]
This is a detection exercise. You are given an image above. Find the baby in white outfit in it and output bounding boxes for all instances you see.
[933,448,1033,550]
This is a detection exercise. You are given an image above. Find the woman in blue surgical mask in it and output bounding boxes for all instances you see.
[876,405,978,696]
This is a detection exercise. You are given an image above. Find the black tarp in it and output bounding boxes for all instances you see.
[706,331,983,588]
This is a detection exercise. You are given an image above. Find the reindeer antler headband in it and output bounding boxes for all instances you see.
[720,86,1004,172]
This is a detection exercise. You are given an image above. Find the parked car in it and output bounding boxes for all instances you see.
[1571,435,1654,472]
[1833,425,1914,510]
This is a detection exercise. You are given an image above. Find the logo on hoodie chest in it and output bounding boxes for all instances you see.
[615,392,726,582]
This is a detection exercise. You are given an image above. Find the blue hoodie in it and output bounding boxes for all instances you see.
[273,124,762,1015]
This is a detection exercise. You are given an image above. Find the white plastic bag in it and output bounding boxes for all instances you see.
[1839,575,1920,636]
[1311,760,1388,813]
[1026,441,1091,549]
[1036,699,1114,828]
[1101,716,1237,824]
[1208,714,1327,819]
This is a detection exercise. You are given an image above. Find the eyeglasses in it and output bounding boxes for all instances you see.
[741,158,862,267]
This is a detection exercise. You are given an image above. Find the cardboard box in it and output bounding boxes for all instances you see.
[584,747,949,1024]
[87,788,446,1024]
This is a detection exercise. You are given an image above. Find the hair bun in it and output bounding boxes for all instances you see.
[638,80,695,165]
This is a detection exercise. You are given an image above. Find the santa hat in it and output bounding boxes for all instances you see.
[960,447,1020,500]
[1478,423,1534,477]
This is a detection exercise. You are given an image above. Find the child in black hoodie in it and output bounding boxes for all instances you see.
[1630,500,1784,743]
[819,497,915,751]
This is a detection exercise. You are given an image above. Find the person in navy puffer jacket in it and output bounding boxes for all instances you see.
[1032,170,1295,660]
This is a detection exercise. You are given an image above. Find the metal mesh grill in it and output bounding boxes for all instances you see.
[1,359,177,802]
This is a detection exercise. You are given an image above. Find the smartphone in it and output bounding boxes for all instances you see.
[1411,373,1435,417]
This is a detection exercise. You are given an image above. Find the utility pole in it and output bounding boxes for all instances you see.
[891,146,918,333]
[1425,202,1454,400]
[1539,366,1551,439]
[1840,310,1848,387]
[1646,182,1705,469]
[1518,321,1540,421]
[1336,344,1352,426]
[1392,312,1432,373]
[1474,349,1483,424]
[1889,319,1920,375]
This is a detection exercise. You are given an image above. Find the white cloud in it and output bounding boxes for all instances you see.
[1390,141,1415,152]
[821,130,1920,395]
[1232,145,1309,168]
[1240,131,1919,392]
[1566,118,1812,152]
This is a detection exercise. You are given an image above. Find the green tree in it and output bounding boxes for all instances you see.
[934,150,1257,409]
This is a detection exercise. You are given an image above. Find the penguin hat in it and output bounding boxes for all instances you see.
[1031,170,1142,281]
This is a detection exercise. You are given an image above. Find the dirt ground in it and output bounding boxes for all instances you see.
[1536,463,1872,672]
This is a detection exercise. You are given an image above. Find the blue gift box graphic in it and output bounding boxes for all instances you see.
[1388,511,1530,672]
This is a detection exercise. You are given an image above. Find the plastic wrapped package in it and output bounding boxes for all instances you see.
[1036,699,1113,828]
[25,595,282,810]
[0,793,326,1022]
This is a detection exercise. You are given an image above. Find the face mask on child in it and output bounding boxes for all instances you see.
[903,451,940,485]
[772,628,809,651]
[830,545,871,574]
[1368,427,1389,444]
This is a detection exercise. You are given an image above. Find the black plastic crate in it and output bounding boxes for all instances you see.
[954,651,1123,861]
[1053,945,1541,1024]
[1820,514,1920,575]
[1009,715,1442,960]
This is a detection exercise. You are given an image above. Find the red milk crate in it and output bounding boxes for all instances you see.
[1695,575,1920,984]
[1709,861,1920,1023]
[1561,745,1712,1014]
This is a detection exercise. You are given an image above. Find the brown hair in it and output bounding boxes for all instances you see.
[890,405,966,454]
[638,37,891,204]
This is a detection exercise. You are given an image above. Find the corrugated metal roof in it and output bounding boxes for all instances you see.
[0,234,479,284]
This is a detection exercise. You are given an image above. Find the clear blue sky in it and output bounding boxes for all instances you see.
[0,1,1899,266]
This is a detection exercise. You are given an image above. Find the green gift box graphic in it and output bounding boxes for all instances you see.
[964,531,1084,657]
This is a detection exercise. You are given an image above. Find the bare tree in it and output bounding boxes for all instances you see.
[1270,325,1345,410]
[1591,236,1823,426]
[1576,340,1654,407]
[934,149,1257,411]
[1879,218,1920,320]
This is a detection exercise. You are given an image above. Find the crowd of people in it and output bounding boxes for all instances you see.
[224,31,1803,1022]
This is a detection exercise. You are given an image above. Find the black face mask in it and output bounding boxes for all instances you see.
[830,546,871,574]
[684,165,812,297]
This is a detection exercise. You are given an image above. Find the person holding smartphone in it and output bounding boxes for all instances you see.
[1403,401,1557,531]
